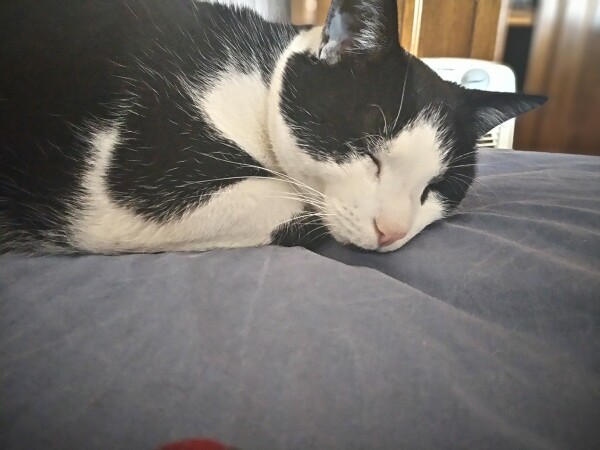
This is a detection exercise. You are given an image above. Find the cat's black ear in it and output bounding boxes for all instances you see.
[318,0,399,64]
[466,90,547,136]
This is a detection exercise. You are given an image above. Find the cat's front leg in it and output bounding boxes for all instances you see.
[74,177,327,253]
[197,177,328,250]
[167,177,323,252]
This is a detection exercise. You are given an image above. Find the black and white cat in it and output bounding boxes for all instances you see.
[0,0,546,254]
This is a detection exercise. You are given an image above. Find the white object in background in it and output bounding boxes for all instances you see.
[422,58,518,149]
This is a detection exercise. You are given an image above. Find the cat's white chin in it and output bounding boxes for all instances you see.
[327,226,412,252]
[331,225,422,252]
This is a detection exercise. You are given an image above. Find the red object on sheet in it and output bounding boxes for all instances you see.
[158,438,233,450]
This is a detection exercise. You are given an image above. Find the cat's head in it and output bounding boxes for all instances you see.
[269,0,546,251]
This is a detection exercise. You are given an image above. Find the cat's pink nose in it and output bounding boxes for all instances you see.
[374,220,408,248]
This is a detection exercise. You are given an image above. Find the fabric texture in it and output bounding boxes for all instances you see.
[1,150,599,450]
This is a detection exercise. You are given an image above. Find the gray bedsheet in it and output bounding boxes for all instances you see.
[1,149,599,450]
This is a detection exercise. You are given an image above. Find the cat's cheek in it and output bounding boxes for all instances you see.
[321,199,380,251]
[328,230,352,246]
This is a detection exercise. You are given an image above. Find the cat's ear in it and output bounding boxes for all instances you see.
[466,90,547,136]
[318,0,399,64]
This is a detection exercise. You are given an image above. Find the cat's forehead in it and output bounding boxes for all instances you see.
[383,109,450,180]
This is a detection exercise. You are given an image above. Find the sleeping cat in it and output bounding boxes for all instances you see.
[0,0,546,254]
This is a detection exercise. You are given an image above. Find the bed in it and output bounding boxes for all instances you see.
[1,149,599,449]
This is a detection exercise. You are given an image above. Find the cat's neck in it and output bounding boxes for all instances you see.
[266,26,323,173]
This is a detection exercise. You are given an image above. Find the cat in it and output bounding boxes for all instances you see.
[0,0,546,254]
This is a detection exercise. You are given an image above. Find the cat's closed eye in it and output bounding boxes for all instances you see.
[420,185,433,204]
[421,177,443,204]
[367,153,381,176]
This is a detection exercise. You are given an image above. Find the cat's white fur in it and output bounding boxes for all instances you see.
[72,26,447,253]
[194,67,277,169]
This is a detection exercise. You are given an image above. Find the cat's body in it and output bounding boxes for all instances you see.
[0,0,546,254]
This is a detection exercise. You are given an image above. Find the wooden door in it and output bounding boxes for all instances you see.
[515,0,600,155]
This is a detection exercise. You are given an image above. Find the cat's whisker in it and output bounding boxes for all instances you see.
[303,225,332,242]
[370,104,389,136]
[219,187,327,211]
[448,172,474,184]
[175,175,274,188]
[392,53,412,130]
[271,212,326,231]
[456,175,502,200]
[448,176,479,195]
[200,152,327,201]
[448,163,486,170]
[168,181,328,213]
[263,188,327,205]
[452,171,490,188]
[178,172,326,207]
[446,177,470,195]
[264,195,327,211]
[450,173,477,184]
[447,150,479,166]
[448,148,479,161]
[272,189,328,209]
[448,175,494,202]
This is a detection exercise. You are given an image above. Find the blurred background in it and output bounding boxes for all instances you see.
[207,0,600,156]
